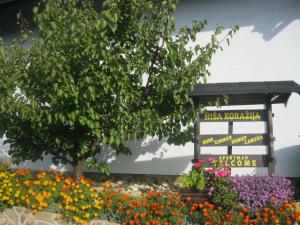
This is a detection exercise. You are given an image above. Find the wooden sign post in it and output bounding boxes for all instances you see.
[266,95,275,175]
[190,80,300,175]
[195,109,274,174]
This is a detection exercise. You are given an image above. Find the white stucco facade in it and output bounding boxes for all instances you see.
[1,0,300,177]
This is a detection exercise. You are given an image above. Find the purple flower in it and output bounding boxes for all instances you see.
[231,174,293,212]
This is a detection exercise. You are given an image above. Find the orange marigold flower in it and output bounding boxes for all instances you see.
[37,171,46,179]
[16,169,26,176]
[208,203,214,209]
[244,216,249,223]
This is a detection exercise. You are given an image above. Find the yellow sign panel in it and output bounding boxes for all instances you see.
[217,155,256,167]
[200,110,266,122]
[200,155,268,167]
[200,134,266,146]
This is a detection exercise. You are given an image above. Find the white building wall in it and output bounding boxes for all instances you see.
[1,0,300,176]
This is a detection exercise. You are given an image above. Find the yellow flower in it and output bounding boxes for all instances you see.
[40,202,48,208]
[33,180,41,185]
[73,216,80,222]
[84,213,90,219]
[93,193,99,198]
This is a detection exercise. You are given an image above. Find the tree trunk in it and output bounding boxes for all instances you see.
[73,159,85,180]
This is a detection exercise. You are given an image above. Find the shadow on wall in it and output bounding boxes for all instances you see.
[0,136,193,175]
[175,0,300,41]
[1,0,300,42]
[0,138,68,170]
[275,145,300,177]
[0,139,10,163]
[95,138,193,175]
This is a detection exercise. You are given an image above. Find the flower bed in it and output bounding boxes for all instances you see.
[99,183,299,225]
[0,164,102,225]
[0,163,299,225]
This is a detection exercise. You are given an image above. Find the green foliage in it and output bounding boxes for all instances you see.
[182,167,206,191]
[86,158,110,176]
[209,176,239,210]
[0,0,238,176]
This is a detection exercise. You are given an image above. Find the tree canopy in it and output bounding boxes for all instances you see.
[0,0,238,179]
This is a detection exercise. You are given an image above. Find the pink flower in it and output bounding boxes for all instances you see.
[224,166,231,176]
[193,159,205,169]
[215,170,225,177]
[193,162,201,169]
[208,157,216,163]
[206,168,214,173]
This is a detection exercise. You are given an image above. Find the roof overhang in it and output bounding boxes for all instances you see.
[0,0,17,5]
[190,80,300,106]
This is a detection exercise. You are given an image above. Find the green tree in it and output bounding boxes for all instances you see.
[0,0,238,179]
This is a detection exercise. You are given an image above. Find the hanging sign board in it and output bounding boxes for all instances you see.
[200,110,266,122]
[196,108,271,169]
[200,155,268,167]
[200,134,267,146]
